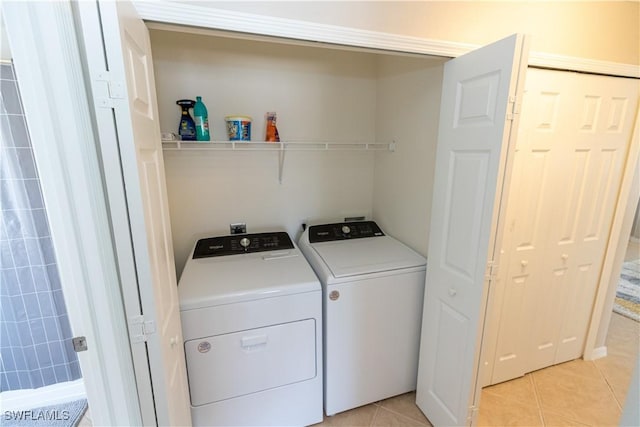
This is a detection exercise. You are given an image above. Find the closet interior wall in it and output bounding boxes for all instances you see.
[148,29,446,275]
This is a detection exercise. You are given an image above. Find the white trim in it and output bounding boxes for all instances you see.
[528,51,640,79]
[590,346,608,360]
[134,0,474,57]
[133,0,640,78]
[0,2,141,425]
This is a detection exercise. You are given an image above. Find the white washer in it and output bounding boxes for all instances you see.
[178,231,323,426]
[298,221,426,416]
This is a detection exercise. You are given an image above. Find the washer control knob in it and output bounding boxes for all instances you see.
[240,237,251,248]
[342,225,351,234]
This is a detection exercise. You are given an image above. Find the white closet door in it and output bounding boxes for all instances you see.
[488,69,639,384]
[486,70,572,384]
[415,34,529,427]
[78,1,192,425]
[551,72,638,365]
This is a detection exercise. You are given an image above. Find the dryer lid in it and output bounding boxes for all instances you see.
[312,235,426,278]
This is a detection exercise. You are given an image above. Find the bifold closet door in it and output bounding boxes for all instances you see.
[76,1,192,424]
[487,68,639,385]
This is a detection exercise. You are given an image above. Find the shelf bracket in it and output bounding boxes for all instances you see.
[278,146,286,184]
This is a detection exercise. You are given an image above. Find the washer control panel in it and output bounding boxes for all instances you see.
[193,232,294,258]
[308,221,384,243]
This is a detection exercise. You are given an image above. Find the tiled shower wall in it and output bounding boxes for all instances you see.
[0,63,81,391]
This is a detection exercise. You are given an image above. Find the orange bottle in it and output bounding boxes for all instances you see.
[265,112,280,142]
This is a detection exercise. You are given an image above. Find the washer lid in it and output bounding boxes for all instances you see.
[178,248,320,311]
[312,235,426,278]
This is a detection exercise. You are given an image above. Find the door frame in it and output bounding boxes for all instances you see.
[1,1,142,426]
[133,1,639,79]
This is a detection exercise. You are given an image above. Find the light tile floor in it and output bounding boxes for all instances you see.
[313,312,638,427]
[478,312,638,426]
[312,392,433,427]
[625,239,639,262]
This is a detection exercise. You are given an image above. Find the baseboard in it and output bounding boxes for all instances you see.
[590,346,608,360]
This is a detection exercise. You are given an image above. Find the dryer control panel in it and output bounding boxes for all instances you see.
[308,221,384,243]
[193,232,294,258]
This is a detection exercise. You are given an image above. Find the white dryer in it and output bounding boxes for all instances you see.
[298,221,426,416]
[178,232,323,426]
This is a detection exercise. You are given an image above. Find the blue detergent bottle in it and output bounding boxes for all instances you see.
[176,99,197,141]
[194,96,210,141]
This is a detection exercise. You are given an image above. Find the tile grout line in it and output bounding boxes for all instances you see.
[536,360,619,426]
[369,404,380,427]
[376,404,431,426]
[591,358,625,411]
[528,373,547,426]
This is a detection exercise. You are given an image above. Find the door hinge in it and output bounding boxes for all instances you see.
[72,336,88,352]
[129,315,157,343]
[485,260,499,280]
[467,405,479,424]
[506,95,521,121]
[96,71,125,108]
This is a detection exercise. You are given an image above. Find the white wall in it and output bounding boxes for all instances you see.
[202,1,639,65]
[372,55,445,256]
[150,30,380,274]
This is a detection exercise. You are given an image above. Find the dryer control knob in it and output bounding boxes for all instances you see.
[240,237,251,248]
[342,225,351,234]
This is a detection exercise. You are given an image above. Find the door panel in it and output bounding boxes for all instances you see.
[454,71,501,127]
[558,150,589,243]
[431,301,469,419]
[416,34,529,426]
[443,151,490,281]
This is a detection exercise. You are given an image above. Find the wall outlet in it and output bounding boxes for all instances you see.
[230,223,247,234]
